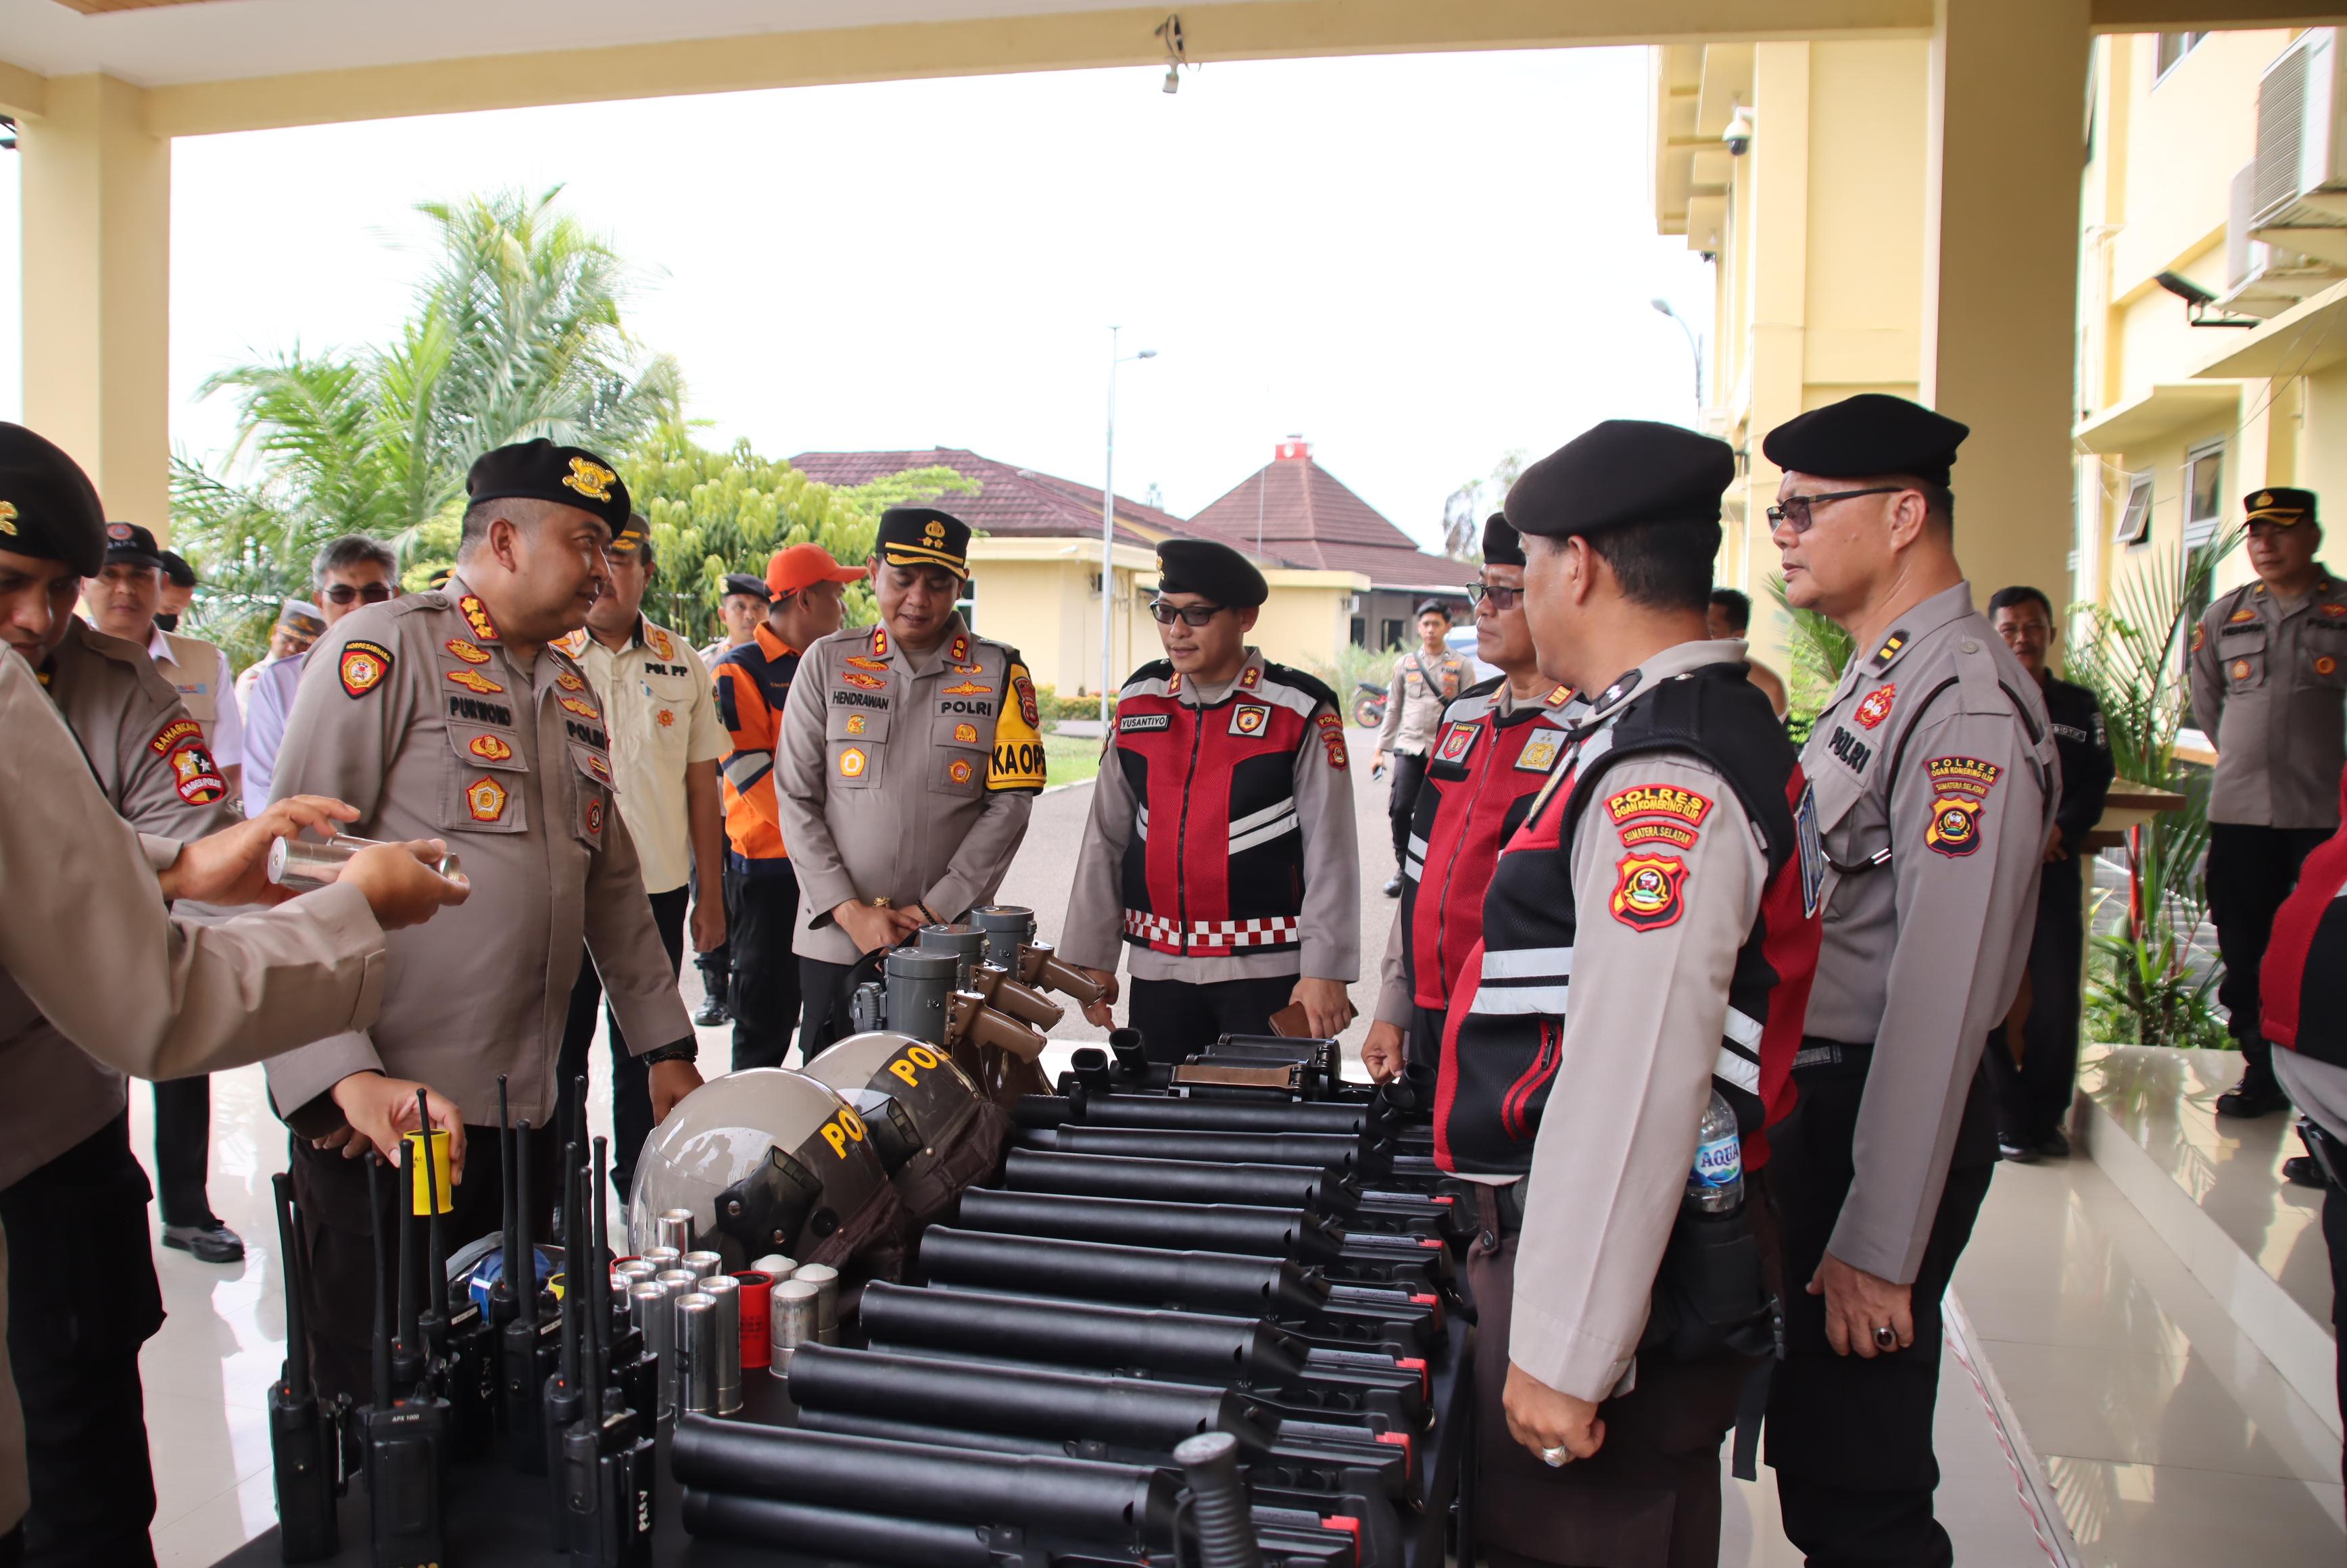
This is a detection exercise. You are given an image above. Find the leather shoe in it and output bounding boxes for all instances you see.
[2216,1080,2291,1118]
[162,1222,245,1264]
[2037,1127,2071,1158]
[692,995,727,1027]
[1998,1137,2039,1163]
[2284,1154,2328,1190]
[1382,875,1403,898]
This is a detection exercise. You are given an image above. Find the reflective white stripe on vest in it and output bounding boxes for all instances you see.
[1408,833,1430,860]
[723,750,773,791]
[1481,946,1575,981]
[1722,1008,1764,1048]
[1469,983,1573,1016]
[1136,802,1150,842]
[1229,806,1301,856]
[1712,1044,1762,1094]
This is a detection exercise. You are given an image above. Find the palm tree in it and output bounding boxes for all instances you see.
[172,187,681,662]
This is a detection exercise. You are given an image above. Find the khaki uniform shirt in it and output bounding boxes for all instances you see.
[148,625,243,772]
[261,574,693,1129]
[2,622,243,1189]
[554,617,726,896]
[1801,581,2056,1283]
[1059,649,1361,986]
[0,649,388,1536]
[775,615,1045,965]
[1376,647,1470,757]
[1509,639,1772,1399]
[2189,575,2347,829]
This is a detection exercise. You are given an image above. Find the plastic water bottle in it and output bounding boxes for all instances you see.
[1687,1089,1744,1213]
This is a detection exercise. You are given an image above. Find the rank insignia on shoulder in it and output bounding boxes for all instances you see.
[446,668,505,695]
[168,741,226,806]
[869,627,890,658]
[340,640,393,699]
[468,734,514,762]
[1611,854,1689,931]
[1239,666,1263,690]
[950,633,970,664]
[1872,631,1908,665]
[1515,731,1562,773]
[1855,684,1895,730]
[1545,685,1574,707]
[1232,703,1270,737]
[149,717,204,756]
[554,630,589,658]
[444,639,491,665]
[838,746,869,779]
[953,721,977,743]
[649,628,674,660]
[457,594,499,643]
[558,695,600,720]
[465,776,508,822]
[1436,721,1478,764]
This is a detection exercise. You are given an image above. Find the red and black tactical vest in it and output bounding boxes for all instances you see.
[1434,662,1824,1177]
[2263,764,2347,1066]
[1113,657,1341,958]
[1401,677,1578,1012]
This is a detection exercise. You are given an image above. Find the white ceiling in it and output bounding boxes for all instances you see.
[1,0,1178,88]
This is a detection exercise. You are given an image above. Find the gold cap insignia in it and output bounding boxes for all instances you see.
[2257,493,2275,508]
[925,519,946,543]
[0,500,16,537]
[562,456,617,504]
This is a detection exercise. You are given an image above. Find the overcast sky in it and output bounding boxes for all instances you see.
[0,46,1714,550]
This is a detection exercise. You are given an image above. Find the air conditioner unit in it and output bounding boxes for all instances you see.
[2224,160,2340,319]
[2242,28,2347,276]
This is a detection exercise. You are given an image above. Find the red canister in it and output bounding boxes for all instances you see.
[733,1269,773,1369]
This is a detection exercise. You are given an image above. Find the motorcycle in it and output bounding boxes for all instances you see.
[1351,679,1388,732]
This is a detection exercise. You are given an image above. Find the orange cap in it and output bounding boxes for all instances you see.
[767,542,865,596]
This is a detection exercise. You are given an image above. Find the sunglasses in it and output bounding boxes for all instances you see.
[1764,487,1910,535]
[1464,583,1524,610]
[322,582,395,606]
[1149,599,1228,627]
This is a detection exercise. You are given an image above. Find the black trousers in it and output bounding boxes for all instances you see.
[286,1123,560,1406]
[2207,823,2331,1084]
[1126,973,1298,1064]
[694,864,731,1008]
[1983,855,2085,1146]
[556,882,687,1202]
[149,1075,216,1228]
[2327,1177,2347,1492]
[798,956,859,1061]
[1,1114,164,1568]
[729,862,804,1071]
[1407,1004,1447,1076]
[1388,751,1430,864]
[1766,1052,1998,1568]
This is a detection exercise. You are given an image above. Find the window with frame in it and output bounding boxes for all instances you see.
[2185,443,2225,547]
[2113,471,2154,545]
[956,575,977,633]
[2154,32,2205,80]
[1380,618,1405,652]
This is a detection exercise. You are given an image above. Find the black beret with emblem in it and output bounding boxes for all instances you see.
[721,572,773,602]
[1762,393,1970,489]
[0,423,107,577]
[2244,487,2317,527]
[1482,512,1524,567]
[1505,419,1736,539]
[875,507,972,579]
[103,522,164,570]
[464,438,631,533]
[157,549,197,588]
[1156,538,1269,608]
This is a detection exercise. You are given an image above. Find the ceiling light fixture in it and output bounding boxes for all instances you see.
[1157,14,1188,95]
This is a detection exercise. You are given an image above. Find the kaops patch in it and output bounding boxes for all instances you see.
[839,747,868,779]
[468,734,514,762]
[446,668,505,695]
[458,594,499,642]
[1436,722,1478,764]
[466,776,508,822]
[444,639,491,665]
[1611,854,1689,931]
[1015,672,1040,731]
[842,672,888,691]
[953,722,978,743]
[1232,704,1270,737]
[1855,685,1895,730]
[168,742,226,806]
[558,696,600,720]
[339,640,393,699]
[148,717,204,756]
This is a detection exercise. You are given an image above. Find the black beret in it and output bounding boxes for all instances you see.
[2245,486,2318,526]
[1762,394,1969,489]
[157,549,197,588]
[1505,420,1736,540]
[0,424,106,577]
[1482,513,1524,567]
[875,507,972,578]
[464,439,631,533]
[1413,599,1453,620]
[721,572,773,602]
[104,522,164,570]
[1156,539,1269,608]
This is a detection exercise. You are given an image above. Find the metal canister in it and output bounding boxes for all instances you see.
[732,1270,773,1371]
[697,1275,743,1414]
[793,1263,840,1346]
[629,1281,671,1418]
[639,1245,683,1278]
[679,1250,724,1281]
[769,1279,820,1376]
[970,904,1036,970]
[266,833,462,893]
[655,1210,696,1255]
[675,1293,719,1416]
[917,923,988,990]
[614,1259,656,1288]
[656,1269,699,1413]
[881,948,959,1046]
[750,1254,798,1282]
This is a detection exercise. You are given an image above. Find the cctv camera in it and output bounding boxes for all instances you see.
[1723,105,1754,157]
[2156,270,2218,308]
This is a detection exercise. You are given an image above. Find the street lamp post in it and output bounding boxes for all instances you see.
[1650,297,1703,416]
[1101,327,1158,725]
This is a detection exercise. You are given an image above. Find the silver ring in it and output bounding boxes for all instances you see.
[1873,1325,1899,1351]
[1540,1444,1570,1467]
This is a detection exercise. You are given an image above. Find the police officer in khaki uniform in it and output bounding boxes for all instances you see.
[1372,599,1470,896]
[1760,395,2057,1565]
[0,420,465,1567]
[2187,487,2347,1119]
[775,508,1046,1054]
[1438,422,1820,1568]
[263,439,704,1401]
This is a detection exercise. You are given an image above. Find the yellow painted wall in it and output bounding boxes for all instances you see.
[1801,41,1926,395]
[1252,577,1365,677]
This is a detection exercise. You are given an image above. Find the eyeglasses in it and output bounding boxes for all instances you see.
[1148,599,1228,627]
[1764,487,1909,535]
[1464,583,1524,610]
[322,582,395,606]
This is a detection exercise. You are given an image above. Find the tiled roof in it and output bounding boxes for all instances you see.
[786,447,1179,549]
[1183,445,1477,588]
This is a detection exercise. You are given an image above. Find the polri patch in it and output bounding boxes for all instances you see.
[954,722,978,743]
[1515,731,1563,773]
[340,640,393,699]
[1611,854,1689,931]
[1232,703,1270,737]
[1436,721,1478,765]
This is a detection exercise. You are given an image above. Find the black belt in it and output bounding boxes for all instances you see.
[1791,1037,1874,1071]
[2300,1117,2347,1192]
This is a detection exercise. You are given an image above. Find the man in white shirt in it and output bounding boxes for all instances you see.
[553,514,729,1196]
